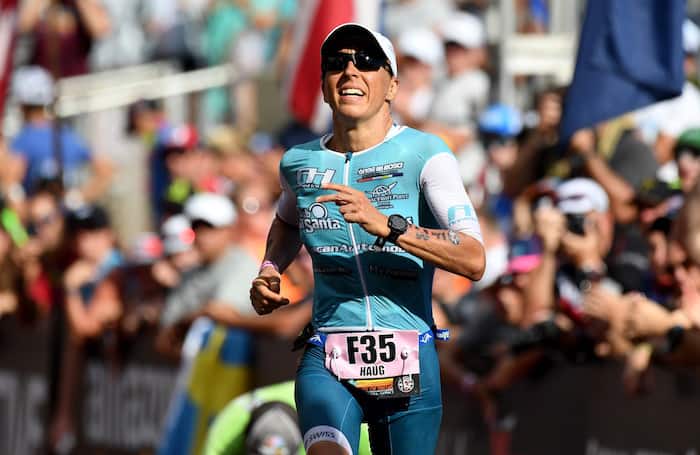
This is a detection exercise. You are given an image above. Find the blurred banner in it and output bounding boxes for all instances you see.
[0,316,50,455]
[0,0,17,119]
[560,0,685,140]
[284,0,383,133]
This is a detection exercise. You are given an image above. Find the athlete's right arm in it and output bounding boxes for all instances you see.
[250,175,303,315]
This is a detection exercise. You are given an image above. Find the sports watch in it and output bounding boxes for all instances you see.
[375,214,409,247]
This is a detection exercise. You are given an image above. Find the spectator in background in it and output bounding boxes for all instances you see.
[20,185,70,316]
[635,18,700,166]
[9,67,113,207]
[157,124,200,221]
[525,179,616,330]
[18,0,111,78]
[151,214,200,291]
[144,0,204,70]
[429,12,490,150]
[50,204,123,452]
[202,0,297,131]
[436,239,543,455]
[503,86,565,197]
[384,0,454,39]
[392,28,443,127]
[230,0,298,134]
[674,128,700,193]
[474,104,524,232]
[566,124,658,293]
[132,215,200,361]
[0,203,37,322]
[155,193,257,339]
[62,204,123,342]
[207,125,258,190]
[126,99,172,223]
[89,0,147,71]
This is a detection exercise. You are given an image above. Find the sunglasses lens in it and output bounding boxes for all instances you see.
[322,55,348,72]
[353,53,382,71]
[322,52,386,73]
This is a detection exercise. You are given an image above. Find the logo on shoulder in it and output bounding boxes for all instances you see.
[296,168,335,189]
[419,332,433,344]
[447,204,476,227]
[299,203,342,233]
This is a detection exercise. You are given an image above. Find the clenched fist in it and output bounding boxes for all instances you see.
[250,264,290,315]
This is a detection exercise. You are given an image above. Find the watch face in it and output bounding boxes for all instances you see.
[389,214,408,231]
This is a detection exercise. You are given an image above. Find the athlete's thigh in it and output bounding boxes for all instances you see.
[388,342,443,454]
[295,345,364,455]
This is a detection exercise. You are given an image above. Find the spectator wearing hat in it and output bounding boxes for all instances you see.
[151,214,201,290]
[474,104,524,232]
[9,66,113,206]
[674,128,700,193]
[392,28,444,127]
[525,178,617,328]
[428,12,490,151]
[156,193,258,331]
[157,192,309,338]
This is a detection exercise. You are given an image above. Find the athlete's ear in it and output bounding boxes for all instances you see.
[385,77,399,102]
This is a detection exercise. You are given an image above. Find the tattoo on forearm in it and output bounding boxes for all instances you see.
[414,227,461,245]
[448,230,461,245]
[430,231,447,241]
[415,228,430,240]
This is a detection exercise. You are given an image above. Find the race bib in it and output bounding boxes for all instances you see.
[324,330,420,398]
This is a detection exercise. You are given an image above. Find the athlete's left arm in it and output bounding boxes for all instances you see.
[315,154,485,280]
[396,152,485,280]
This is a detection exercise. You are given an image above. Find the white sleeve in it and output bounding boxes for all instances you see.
[276,173,298,225]
[420,153,483,244]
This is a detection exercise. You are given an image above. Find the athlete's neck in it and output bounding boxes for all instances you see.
[327,110,393,153]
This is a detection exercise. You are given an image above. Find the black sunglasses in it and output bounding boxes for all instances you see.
[322,51,391,75]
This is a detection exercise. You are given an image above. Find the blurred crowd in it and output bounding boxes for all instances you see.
[2,0,700,454]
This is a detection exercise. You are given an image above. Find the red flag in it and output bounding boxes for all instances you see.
[0,0,17,120]
[285,0,382,133]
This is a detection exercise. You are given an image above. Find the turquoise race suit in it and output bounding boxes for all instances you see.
[276,125,482,455]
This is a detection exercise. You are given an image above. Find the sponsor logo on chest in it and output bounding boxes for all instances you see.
[296,167,336,189]
[364,181,409,209]
[298,203,342,233]
[357,161,405,182]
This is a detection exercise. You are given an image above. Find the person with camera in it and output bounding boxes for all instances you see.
[249,23,485,455]
[520,178,628,360]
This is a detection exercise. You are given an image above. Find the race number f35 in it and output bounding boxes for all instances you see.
[325,330,419,380]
